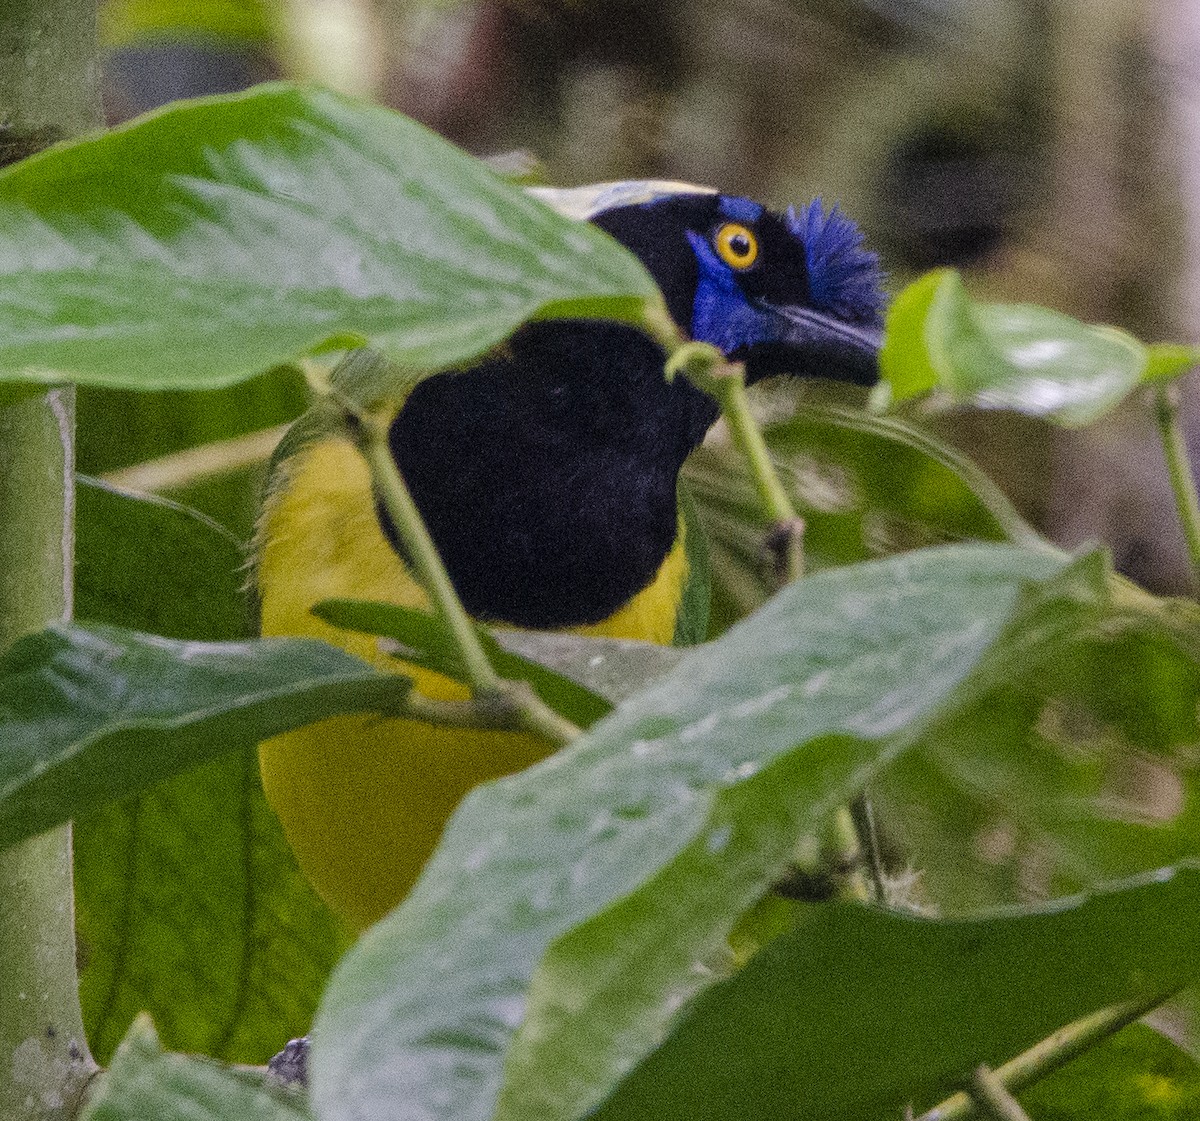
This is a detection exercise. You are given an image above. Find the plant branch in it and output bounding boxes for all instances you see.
[1154,384,1200,591]
[917,986,1182,1121]
[668,342,876,899]
[317,379,583,748]
[354,410,504,696]
[967,1066,1032,1121]
[404,684,578,748]
[668,343,804,579]
[0,4,101,1119]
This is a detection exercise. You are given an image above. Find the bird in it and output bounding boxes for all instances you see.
[256,182,885,931]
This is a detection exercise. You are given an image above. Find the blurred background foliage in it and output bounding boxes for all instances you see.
[90,0,1200,591]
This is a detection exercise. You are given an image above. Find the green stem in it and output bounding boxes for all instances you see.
[918,987,1180,1121]
[0,4,101,1119]
[1154,384,1200,591]
[967,1066,1032,1121]
[668,342,874,898]
[0,394,96,1121]
[406,684,578,748]
[357,415,504,696]
[349,403,581,747]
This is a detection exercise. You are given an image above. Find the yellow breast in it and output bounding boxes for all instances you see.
[257,435,687,929]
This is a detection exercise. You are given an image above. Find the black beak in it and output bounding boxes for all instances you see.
[736,304,882,387]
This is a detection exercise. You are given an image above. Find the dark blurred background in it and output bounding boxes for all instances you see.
[93,0,1200,592]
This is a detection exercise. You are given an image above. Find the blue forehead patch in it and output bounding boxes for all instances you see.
[717,195,763,224]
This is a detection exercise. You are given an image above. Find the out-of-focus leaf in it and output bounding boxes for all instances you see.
[0,83,662,393]
[686,402,1040,632]
[79,1015,310,1121]
[101,0,274,47]
[77,363,305,474]
[76,749,348,1065]
[76,476,247,639]
[877,611,1200,911]
[1144,344,1200,385]
[74,481,344,1064]
[595,869,1200,1121]
[311,544,1085,1121]
[881,268,1153,426]
[1020,1023,1200,1120]
[674,481,711,646]
[0,623,405,848]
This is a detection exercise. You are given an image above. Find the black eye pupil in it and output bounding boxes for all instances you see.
[730,234,750,256]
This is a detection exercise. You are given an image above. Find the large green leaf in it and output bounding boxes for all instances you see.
[75,748,348,1065]
[595,869,1200,1121]
[0,83,662,392]
[79,1016,310,1121]
[879,269,1182,426]
[0,623,404,848]
[73,481,344,1064]
[311,544,1087,1121]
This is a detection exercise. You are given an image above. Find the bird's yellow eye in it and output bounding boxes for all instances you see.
[714,223,759,269]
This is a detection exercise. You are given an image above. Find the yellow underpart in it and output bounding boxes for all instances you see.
[257,436,688,930]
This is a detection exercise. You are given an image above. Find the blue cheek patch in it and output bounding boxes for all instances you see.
[686,231,775,354]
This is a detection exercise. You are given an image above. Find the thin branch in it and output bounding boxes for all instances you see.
[354,410,504,696]
[967,1066,1033,1121]
[311,378,583,749]
[1154,384,1200,591]
[918,986,1182,1121]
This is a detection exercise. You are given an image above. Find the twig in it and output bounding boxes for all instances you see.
[310,372,582,749]
[1154,384,1200,591]
[918,986,1182,1120]
[967,1066,1032,1121]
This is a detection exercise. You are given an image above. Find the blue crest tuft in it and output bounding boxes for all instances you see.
[787,199,885,326]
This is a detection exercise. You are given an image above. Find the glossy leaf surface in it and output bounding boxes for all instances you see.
[881,269,1153,426]
[0,623,403,848]
[311,545,1080,1121]
[0,83,661,392]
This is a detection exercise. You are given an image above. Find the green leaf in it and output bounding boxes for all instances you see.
[0,83,661,392]
[1020,1023,1200,1120]
[673,480,711,645]
[76,748,348,1065]
[79,1015,311,1121]
[881,269,1152,426]
[686,402,1040,633]
[0,623,404,849]
[313,598,612,726]
[595,869,1200,1121]
[310,544,1081,1121]
[73,482,344,1064]
[1144,344,1200,385]
[876,608,1200,911]
[493,631,685,704]
[76,476,248,639]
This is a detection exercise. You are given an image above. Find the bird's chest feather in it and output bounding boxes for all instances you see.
[257,435,689,659]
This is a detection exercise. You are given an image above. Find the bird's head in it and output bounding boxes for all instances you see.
[565,184,885,386]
